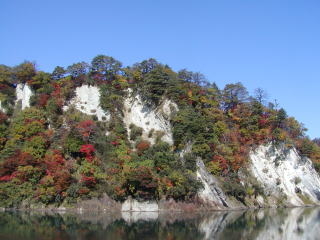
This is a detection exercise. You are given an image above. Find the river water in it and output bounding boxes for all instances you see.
[0,207,319,240]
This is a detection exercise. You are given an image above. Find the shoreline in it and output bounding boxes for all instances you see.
[1,203,319,214]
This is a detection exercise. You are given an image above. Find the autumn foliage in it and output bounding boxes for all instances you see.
[79,144,95,161]
[1,56,319,207]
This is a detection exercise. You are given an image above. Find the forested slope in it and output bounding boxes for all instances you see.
[0,56,319,208]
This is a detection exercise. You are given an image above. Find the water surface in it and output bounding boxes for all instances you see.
[0,207,319,240]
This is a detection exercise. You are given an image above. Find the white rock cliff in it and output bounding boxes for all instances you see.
[250,143,320,206]
[123,92,178,145]
[63,85,110,121]
[15,83,33,110]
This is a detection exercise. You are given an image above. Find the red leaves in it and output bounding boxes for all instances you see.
[79,144,95,161]
[81,175,96,187]
[111,141,119,146]
[52,83,61,98]
[50,83,64,107]
[38,94,50,107]
[126,166,158,199]
[0,83,10,90]
[0,175,12,181]
[258,117,269,127]
[42,151,71,193]
[78,187,90,195]
[136,140,150,153]
[76,120,96,139]
[44,150,66,175]
[0,151,36,177]
[212,155,228,174]
[0,112,8,123]
[0,172,16,182]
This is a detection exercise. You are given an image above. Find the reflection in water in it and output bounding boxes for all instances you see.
[0,208,319,240]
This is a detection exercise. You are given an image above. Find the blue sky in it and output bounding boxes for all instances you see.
[0,0,319,138]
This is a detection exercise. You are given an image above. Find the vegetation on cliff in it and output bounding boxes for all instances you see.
[0,56,319,207]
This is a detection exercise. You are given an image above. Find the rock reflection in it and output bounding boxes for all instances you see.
[0,208,319,240]
[218,208,320,240]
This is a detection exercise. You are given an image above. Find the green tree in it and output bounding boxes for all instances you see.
[51,66,66,80]
[13,61,36,83]
[66,62,89,78]
[222,82,249,110]
[133,58,160,74]
[0,65,13,83]
[140,66,174,105]
[30,71,51,89]
[91,55,122,80]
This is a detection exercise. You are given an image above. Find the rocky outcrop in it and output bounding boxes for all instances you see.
[196,159,229,209]
[0,101,5,112]
[15,83,32,110]
[250,143,320,206]
[63,85,110,121]
[123,91,178,145]
[75,193,121,212]
[122,198,159,212]
[14,83,320,210]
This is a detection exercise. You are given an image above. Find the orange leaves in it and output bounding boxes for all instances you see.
[42,151,71,193]
[114,186,126,198]
[212,155,229,174]
[136,140,151,153]
[44,150,66,174]
[76,120,96,140]
[38,94,50,107]
[0,150,36,177]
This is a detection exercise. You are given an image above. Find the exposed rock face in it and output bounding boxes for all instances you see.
[15,83,32,110]
[196,159,229,209]
[75,193,121,212]
[122,198,159,212]
[0,101,5,112]
[250,143,320,206]
[123,92,178,145]
[15,83,320,210]
[63,85,110,121]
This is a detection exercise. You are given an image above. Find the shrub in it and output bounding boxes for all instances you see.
[79,144,96,161]
[76,120,96,141]
[23,136,48,159]
[136,140,151,153]
[206,161,221,175]
[15,165,43,184]
[129,124,143,141]
[293,177,302,185]
[124,166,158,200]
[64,135,84,154]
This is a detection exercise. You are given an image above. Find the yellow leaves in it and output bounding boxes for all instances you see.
[132,70,142,81]
[206,161,221,175]
[0,93,6,102]
[113,75,129,89]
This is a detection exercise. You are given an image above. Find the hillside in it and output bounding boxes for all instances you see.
[0,56,320,210]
